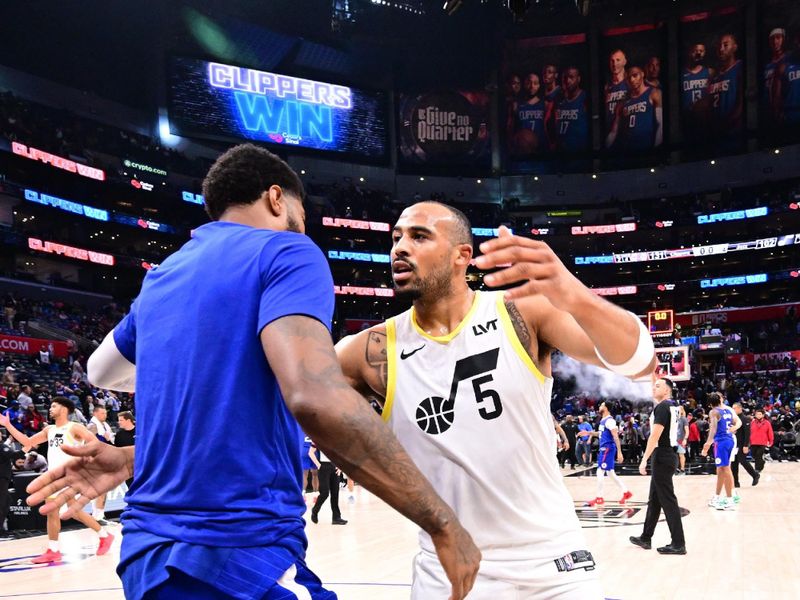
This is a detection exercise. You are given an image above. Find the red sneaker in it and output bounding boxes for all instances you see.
[586,497,605,507]
[620,491,633,505]
[31,549,62,564]
[97,533,115,556]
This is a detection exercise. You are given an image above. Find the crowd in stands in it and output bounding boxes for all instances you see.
[0,91,211,179]
[553,366,800,468]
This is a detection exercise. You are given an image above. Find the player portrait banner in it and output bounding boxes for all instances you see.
[599,22,667,155]
[760,0,800,144]
[679,7,746,155]
[397,91,491,169]
[167,57,389,160]
[503,33,591,172]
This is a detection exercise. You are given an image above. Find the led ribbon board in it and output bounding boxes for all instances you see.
[168,57,388,158]
[12,142,105,181]
[28,238,114,266]
[696,206,768,224]
[575,233,797,265]
[328,250,391,263]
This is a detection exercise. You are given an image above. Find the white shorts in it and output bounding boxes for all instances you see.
[411,549,603,600]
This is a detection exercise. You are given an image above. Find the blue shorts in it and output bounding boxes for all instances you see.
[302,456,317,471]
[714,438,736,468]
[597,445,617,471]
[119,525,336,600]
[142,566,335,600]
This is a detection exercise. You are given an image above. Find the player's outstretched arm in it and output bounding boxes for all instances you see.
[87,331,136,392]
[262,315,480,600]
[476,227,655,379]
[0,412,47,450]
[26,441,134,518]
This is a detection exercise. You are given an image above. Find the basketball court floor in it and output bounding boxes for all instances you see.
[1,463,797,600]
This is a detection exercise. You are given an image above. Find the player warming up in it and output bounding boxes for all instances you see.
[585,401,632,508]
[0,397,114,563]
[702,393,741,511]
[337,205,656,599]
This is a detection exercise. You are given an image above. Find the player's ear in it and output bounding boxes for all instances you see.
[454,243,473,267]
[265,186,284,217]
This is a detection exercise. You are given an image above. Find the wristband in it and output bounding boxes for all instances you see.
[595,313,654,378]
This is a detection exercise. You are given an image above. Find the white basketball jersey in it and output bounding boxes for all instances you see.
[384,291,587,563]
[47,422,83,471]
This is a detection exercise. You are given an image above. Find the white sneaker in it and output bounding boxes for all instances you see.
[708,497,720,507]
[716,498,736,511]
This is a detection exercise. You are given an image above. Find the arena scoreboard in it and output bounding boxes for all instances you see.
[167,57,389,160]
[647,309,674,336]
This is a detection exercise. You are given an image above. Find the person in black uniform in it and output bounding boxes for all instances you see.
[630,378,686,555]
[560,415,579,469]
[731,403,759,488]
[114,411,136,488]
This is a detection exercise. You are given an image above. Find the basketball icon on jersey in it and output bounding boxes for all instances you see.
[416,395,456,435]
[414,347,503,435]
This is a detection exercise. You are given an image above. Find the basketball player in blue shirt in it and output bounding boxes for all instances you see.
[516,73,546,149]
[585,402,631,508]
[681,43,713,111]
[701,393,741,511]
[555,67,590,152]
[605,66,663,151]
[603,49,629,146]
[25,144,481,600]
[707,33,743,137]
[772,33,800,126]
[763,28,787,118]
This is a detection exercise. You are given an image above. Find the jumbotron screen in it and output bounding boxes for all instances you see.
[167,57,389,159]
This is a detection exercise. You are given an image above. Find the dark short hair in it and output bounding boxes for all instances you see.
[659,377,674,393]
[414,201,473,247]
[51,396,75,414]
[755,408,764,414]
[118,411,134,423]
[201,144,305,221]
[93,405,106,413]
[708,392,722,407]
[601,400,618,415]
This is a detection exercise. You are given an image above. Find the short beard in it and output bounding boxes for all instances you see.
[394,263,452,302]
[286,213,302,233]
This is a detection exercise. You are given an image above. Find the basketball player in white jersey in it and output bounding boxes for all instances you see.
[336,202,657,598]
[0,397,114,563]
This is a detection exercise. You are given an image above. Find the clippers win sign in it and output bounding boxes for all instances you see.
[168,57,388,159]
[398,91,491,168]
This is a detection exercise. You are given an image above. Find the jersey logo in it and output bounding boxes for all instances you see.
[472,319,498,336]
[415,348,503,435]
[400,344,425,360]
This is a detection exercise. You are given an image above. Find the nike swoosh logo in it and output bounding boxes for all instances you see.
[400,345,425,360]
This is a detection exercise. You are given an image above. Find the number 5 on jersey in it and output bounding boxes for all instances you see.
[415,348,503,435]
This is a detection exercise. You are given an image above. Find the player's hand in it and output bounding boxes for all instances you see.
[25,439,133,520]
[475,227,587,310]
[563,442,570,451]
[617,452,623,463]
[0,412,9,428]
[638,460,647,476]
[429,520,481,600]
[701,445,709,457]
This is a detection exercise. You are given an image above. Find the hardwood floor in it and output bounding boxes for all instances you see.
[1,463,797,599]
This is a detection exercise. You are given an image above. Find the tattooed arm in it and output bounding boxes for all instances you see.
[336,324,389,399]
[263,316,479,600]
